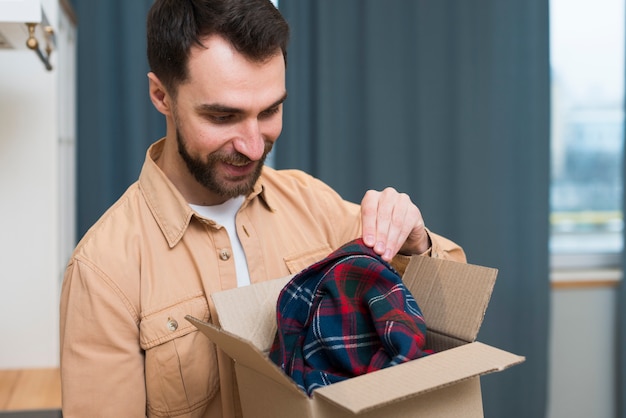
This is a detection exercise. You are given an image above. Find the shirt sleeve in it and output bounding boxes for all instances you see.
[391,228,466,275]
[60,257,147,418]
[427,228,466,262]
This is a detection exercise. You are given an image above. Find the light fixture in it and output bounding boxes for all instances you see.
[0,0,56,71]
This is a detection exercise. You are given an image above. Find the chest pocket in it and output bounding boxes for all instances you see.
[140,295,218,417]
[283,244,333,275]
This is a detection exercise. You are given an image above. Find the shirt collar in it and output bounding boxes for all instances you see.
[245,176,276,212]
[139,138,275,248]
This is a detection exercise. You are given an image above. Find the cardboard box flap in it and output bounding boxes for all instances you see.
[314,341,525,415]
[185,315,306,398]
[212,276,292,350]
[403,257,498,343]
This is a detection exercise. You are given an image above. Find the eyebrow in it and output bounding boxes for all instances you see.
[196,92,288,114]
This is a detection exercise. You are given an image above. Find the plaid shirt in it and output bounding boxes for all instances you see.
[269,239,432,395]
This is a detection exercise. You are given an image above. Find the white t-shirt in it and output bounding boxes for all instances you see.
[190,196,251,287]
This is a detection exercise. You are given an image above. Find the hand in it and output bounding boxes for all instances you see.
[360,187,431,262]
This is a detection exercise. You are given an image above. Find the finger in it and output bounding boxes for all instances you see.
[400,205,430,255]
[383,193,412,260]
[371,187,397,258]
[361,190,381,248]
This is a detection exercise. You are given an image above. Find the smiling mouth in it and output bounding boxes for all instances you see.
[222,159,256,177]
[227,160,252,167]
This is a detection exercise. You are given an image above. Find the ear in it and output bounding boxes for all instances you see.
[148,72,172,116]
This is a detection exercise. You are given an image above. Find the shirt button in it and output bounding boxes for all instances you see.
[219,248,231,261]
[167,318,178,332]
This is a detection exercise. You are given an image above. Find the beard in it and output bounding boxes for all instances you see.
[176,128,273,200]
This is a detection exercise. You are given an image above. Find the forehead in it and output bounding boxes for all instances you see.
[181,35,286,108]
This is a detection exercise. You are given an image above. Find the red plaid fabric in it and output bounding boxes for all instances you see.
[269,239,432,395]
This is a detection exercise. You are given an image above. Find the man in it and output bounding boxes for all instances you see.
[60,0,466,417]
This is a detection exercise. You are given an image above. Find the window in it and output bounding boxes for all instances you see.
[550,0,624,269]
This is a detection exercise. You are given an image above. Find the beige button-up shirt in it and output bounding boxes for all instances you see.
[60,139,466,418]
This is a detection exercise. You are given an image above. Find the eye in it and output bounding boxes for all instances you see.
[259,106,281,119]
[207,113,235,124]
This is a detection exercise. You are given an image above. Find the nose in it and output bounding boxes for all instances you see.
[233,119,265,161]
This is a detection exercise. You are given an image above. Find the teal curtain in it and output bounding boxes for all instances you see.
[277,1,551,417]
[70,0,164,238]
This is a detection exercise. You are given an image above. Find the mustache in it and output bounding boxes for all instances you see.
[222,153,253,165]
[209,141,274,165]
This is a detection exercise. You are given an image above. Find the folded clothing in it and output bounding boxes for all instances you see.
[269,238,432,395]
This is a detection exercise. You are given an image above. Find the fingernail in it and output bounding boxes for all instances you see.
[364,235,375,246]
[375,241,385,253]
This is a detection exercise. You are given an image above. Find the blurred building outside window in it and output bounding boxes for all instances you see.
[550,0,625,270]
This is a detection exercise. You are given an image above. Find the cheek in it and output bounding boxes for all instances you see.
[264,118,283,143]
[174,102,216,144]
[181,120,227,152]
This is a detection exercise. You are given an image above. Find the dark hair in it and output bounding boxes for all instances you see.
[147,0,289,95]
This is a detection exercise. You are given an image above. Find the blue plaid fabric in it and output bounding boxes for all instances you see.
[269,238,432,395]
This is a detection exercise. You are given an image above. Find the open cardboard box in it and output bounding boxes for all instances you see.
[187,256,525,418]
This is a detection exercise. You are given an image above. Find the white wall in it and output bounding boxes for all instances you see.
[547,281,618,418]
[0,0,75,369]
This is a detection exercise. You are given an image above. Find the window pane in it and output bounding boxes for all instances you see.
[550,0,624,268]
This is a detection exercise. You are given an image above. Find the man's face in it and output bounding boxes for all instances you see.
[174,119,274,201]
[171,35,286,204]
